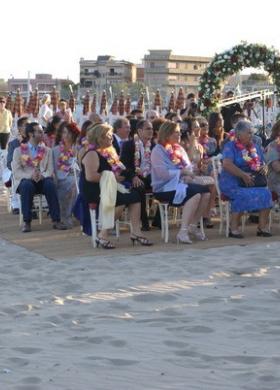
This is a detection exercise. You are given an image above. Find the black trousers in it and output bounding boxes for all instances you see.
[0,133,9,149]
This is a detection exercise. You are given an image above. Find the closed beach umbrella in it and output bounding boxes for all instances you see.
[99,90,108,115]
[51,86,59,113]
[91,93,97,114]
[26,91,33,115]
[153,89,162,111]
[33,88,40,118]
[175,87,185,111]
[118,90,125,116]
[110,96,118,115]
[5,93,12,112]
[68,85,75,113]
[125,94,131,115]
[83,90,90,115]
[168,90,175,112]
[137,93,144,111]
[12,89,23,117]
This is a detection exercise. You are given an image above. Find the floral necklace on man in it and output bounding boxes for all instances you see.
[57,142,75,172]
[96,146,126,174]
[164,143,189,169]
[235,140,261,171]
[20,143,45,168]
[134,134,152,178]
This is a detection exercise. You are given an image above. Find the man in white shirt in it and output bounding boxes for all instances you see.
[38,94,53,129]
[0,96,13,150]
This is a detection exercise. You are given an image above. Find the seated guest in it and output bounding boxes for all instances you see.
[56,99,73,123]
[121,119,161,230]
[112,118,131,155]
[152,118,166,144]
[208,112,226,154]
[53,122,80,228]
[198,117,217,162]
[220,120,272,238]
[265,120,280,198]
[12,122,67,233]
[7,116,29,215]
[151,120,210,244]
[43,115,62,148]
[81,123,153,249]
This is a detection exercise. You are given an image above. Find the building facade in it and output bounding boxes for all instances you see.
[143,50,211,99]
[7,74,68,97]
[79,56,136,95]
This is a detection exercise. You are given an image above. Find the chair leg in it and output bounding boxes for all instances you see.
[39,196,43,225]
[164,204,169,243]
[218,202,223,235]
[90,209,97,248]
[199,216,205,237]
[115,219,120,240]
[225,204,230,238]
[158,204,165,240]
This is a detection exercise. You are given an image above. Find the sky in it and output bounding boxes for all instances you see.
[1,0,280,83]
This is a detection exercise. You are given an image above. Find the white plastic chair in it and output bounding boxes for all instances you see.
[155,200,204,243]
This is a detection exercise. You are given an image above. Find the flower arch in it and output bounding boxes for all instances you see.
[198,43,280,114]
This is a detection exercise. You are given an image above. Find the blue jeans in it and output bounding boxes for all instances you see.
[18,178,61,223]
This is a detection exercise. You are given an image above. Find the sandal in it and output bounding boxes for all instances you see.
[96,236,115,249]
[130,234,153,246]
[176,228,192,244]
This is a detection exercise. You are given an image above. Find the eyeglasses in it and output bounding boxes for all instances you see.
[0,101,5,104]
[200,123,208,127]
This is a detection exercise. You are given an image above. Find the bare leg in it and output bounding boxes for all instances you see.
[128,202,142,235]
[115,205,125,221]
[231,212,242,232]
[258,208,270,230]
[181,194,201,229]
[191,193,211,224]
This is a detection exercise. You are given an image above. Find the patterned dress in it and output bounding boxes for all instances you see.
[265,139,280,196]
[219,141,272,213]
[53,146,77,227]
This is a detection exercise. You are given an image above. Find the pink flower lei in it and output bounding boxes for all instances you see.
[134,134,152,178]
[235,139,261,171]
[165,143,189,168]
[57,142,75,172]
[96,146,126,174]
[20,143,45,168]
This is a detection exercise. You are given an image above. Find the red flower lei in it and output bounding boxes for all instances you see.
[96,146,126,173]
[134,134,152,178]
[57,142,75,172]
[235,140,261,171]
[165,143,189,168]
[20,143,45,168]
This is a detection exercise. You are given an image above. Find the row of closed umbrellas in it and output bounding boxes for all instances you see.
[5,86,187,117]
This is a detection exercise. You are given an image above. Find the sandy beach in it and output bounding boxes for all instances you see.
[0,235,280,390]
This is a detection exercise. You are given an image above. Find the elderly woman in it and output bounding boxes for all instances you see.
[151,120,210,244]
[53,122,80,227]
[81,123,152,249]
[220,120,273,238]
[265,120,280,197]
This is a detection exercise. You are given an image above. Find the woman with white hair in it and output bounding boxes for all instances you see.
[38,94,53,129]
[219,120,272,238]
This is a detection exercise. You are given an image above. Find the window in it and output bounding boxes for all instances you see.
[150,62,155,68]
[84,68,89,74]
[168,62,177,69]
[85,81,92,87]
[193,65,198,70]
[109,68,115,76]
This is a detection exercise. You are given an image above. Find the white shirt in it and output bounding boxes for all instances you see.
[38,104,53,128]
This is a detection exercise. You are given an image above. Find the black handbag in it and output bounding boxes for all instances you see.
[239,171,267,187]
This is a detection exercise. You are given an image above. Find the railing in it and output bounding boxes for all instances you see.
[218,89,275,108]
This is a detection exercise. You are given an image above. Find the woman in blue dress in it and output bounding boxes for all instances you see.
[219,120,272,238]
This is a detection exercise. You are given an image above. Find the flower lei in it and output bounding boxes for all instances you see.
[235,140,261,171]
[80,137,95,151]
[134,134,152,178]
[228,129,236,141]
[57,142,75,172]
[96,146,125,174]
[199,135,210,161]
[20,143,45,168]
[165,143,189,168]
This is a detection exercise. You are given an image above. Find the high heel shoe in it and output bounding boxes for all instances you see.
[189,224,207,241]
[256,228,272,237]
[96,236,115,249]
[176,229,192,244]
[130,234,153,246]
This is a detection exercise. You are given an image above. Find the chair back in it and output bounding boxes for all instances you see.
[211,154,223,198]
[72,159,81,194]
